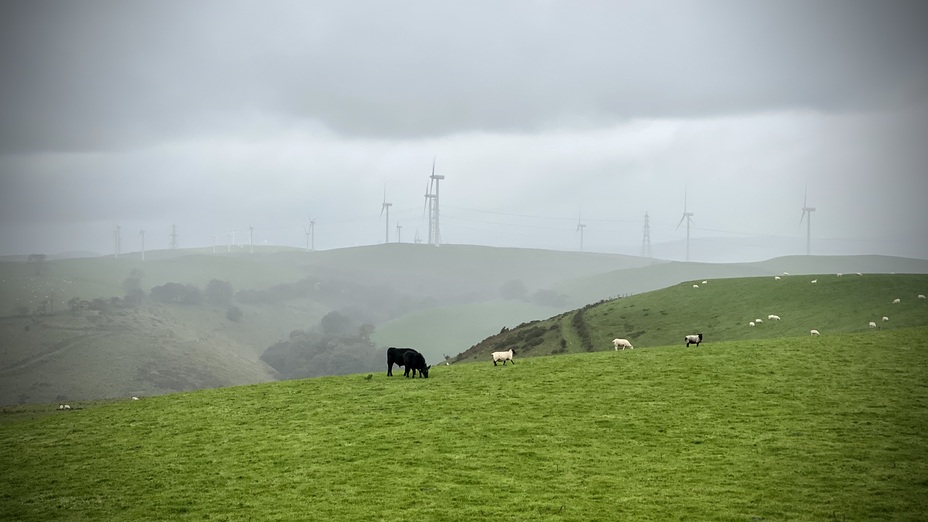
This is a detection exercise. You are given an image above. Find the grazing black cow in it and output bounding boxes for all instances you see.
[386,347,431,378]
[402,350,430,378]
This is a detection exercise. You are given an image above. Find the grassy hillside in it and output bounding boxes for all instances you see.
[555,255,928,306]
[371,299,562,362]
[3,247,926,406]
[457,273,928,362]
[2,328,927,520]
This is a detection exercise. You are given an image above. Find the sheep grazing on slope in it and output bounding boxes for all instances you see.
[492,348,515,366]
[755,318,763,324]
[749,321,755,327]
[919,294,926,300]
[684,334,703,347]
[893,298,901,304]
[810,329,821,336]
[768,314,781,321]
[857,272,863,276]
[58,404,71,410]
[612,338,634,350]
[775,276,781,280]
[811,279,818,284]
[882,316,889,322]
[702,280,708,285]
[693,284,699,289]
[837,273,843,277]
[869,321,877,329]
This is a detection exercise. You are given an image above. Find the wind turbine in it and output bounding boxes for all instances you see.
[380,187,392,244]
[249,225,254,254]
[423,158,444,246]
[114,225,121,258]
[799,184,816,256]
[676,187,694,262]
[309,218,316,251]
[576,214,586,251]
[396,223,402,244]
[139,230,145,261]
[303,218,316,251]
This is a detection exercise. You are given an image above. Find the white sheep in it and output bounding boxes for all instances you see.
[837,273,843,277]
[810,329,821,336]
[811,279,818,284]
[869,321,877,329]
[749,321,755,327]
[131,396,139,400]
[768,314,781,321]
[856,272,862,276]
[492,349,515,366]
[755,318,763,324]
[783,272,790,276]
[612,338,634,350]
[702,280,708,285]
[882,316,889,322]
[693,284,699,289]
[58,404,71,410]
[919,294,926,300]
[893,298,901,304]
[774,276,781,280]
[684,334,703,347]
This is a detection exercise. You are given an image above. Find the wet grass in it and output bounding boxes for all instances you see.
[2,327,928,520]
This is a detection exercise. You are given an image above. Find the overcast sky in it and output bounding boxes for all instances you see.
[1,0,927,262]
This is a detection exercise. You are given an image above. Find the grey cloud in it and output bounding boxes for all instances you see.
[2,1,927,154]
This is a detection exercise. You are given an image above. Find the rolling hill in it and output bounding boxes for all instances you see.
[456,273,928,362]
[2,244,926,405]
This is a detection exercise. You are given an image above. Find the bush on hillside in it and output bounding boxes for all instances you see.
[499,279,528,300]
[529,289,568,308]
[151,282,202,305]
[226,306,243,322]
[206,279,234,306]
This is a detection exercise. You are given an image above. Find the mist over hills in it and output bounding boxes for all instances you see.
[2,243,927,406]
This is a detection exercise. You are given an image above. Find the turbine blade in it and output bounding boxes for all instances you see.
[380,204,385,218]
[799,210,806,226]
[676,214,685,230]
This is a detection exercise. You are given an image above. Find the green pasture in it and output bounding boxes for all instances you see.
[457,273,928,361]
[3,328,927,521]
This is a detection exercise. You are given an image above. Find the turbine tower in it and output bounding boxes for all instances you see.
[423,158,444,246]
[249,225,254,254]
[396,223,402,244]
[309,218,316,251]
[114,225,122,258]
[576,214,586,251]
[139,230,145,261]
[381,187,392,244]
[310,218,316,250]
[640,212,652,258]
[170,223,178,250]
[676,187,694,262]
[800,185,816,256]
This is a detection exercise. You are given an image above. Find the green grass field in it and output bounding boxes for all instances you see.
[457,273,928,362]
[3,328,927,521]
